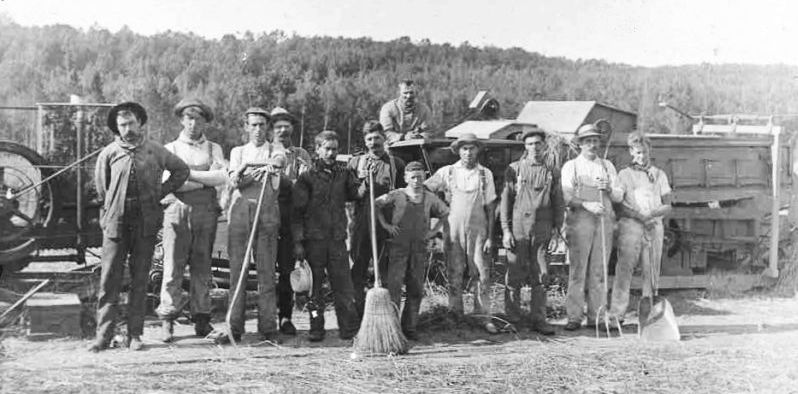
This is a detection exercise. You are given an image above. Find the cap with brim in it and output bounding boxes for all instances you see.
[270,107,296,124]
[575,124,603,140]
[174,98,213,122]
[245,107,271,121]
[107,102,147,134]
[519,128,547,142]
[450,133,484,153]
[405,161,425,172]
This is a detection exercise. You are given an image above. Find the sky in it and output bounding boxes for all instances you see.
[1,0,795,67]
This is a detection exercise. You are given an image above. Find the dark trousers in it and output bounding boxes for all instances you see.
[306,239,359,337]
[349,213,388,317]
[276,228,294,320]
[95,208,156,344]
[505,221,551,323]
[385,239,427,336]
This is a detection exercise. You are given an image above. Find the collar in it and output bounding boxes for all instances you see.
[177,133,207,147]
[365,151,388,161]
[116,136,143,151]
[454,160,479,170]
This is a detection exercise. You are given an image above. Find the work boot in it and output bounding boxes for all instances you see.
[128,336,144,351]
[504,287,523,324]
[259,331,282,344]
[87,340,108,353]
[213,333,242,345]
[530,320,556,336]
[308,309,325,342]
[564,321,581,331]
[280,318,297,336]
[193,314,213,337]
[161,320,174,343]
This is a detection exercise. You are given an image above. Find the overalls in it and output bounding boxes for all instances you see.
[228,173,281,337]
[565,162,614,325]
[505,162,555,323]
[445,168,491,315]
[157,141,218,321]
[385,194,428,336]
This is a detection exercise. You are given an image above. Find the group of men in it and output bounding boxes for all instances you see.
[88,78,671,352]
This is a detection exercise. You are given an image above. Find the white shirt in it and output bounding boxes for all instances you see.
[560,154,623,204]
[425,161,497,205]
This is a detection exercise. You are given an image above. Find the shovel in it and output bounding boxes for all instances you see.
[638,228,680,341]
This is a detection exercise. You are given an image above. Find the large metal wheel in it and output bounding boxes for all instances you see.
[0,141,58,272]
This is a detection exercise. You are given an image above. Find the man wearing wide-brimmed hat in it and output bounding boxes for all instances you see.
[500,128,563,335]
[155,98,227,342]
[347,120,406,319]
[560,124,623,331]
[270,106,312,335]
[379,79,432,144]
[90,102,189,352]
[425,132,499,334]
[218,107,293,344]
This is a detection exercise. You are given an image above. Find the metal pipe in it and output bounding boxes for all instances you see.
[766,119,781,278]
[9,148,102,201]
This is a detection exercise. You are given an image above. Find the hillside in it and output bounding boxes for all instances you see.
[1,21,797,154]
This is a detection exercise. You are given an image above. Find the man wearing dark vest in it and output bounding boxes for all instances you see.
[347,120,406,319]
[156,98,227,342]
[91,102,189,352]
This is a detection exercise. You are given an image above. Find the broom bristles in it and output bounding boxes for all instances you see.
[352,287,408,355]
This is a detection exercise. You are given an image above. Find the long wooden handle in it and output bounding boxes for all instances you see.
[369,170,381,288]
[225,174,270,345]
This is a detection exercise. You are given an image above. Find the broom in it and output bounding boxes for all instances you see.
[352,169,408,355]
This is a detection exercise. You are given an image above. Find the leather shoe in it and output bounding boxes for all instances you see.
[308,330,325,342]
[213,333,242,345]
[531,320,556,336]
[87,341,107,353]
[280,319,297,336]
[128,336,144,351]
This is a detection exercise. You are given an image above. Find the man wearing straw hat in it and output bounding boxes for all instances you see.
[608,132,672,326]
[379,79,432,144]
[219,107,292,343]
[270,106,312,336]
[293,130,361,342]
[374,161,448,340]
[500,128,563,335]
[90,102,189,352]
[560,124,623,331]
[156,98,227,343]
[348,120,406,319]
[425,133,499,334]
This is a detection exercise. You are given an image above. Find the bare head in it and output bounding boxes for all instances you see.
[628,132,652,166]
[315,130,340,165]
[246,114,270,147]
[398,79,416,105]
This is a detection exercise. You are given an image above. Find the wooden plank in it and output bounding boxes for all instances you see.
[609,274,766,290]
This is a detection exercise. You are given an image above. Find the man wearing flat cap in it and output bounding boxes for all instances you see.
[155,98,228,342]
[270,106,311,335]
[425,133,499,334]
[347,120,406,319]
[500,128,563,335]
[218,107,292,343]
[379,79,432,144]
[560,124,623,331]
[91,102,189,352]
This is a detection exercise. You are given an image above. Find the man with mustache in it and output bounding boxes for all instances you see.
[560,124,623,331]
[379,79,432,144]
[347,120,405,319]
[91,102,189,352]
[425,133,498,334]
[156,98,227,343]
[269,106,311,336]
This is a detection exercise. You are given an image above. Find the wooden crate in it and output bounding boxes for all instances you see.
[26,292,82,338]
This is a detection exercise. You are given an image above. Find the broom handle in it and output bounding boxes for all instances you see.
[226,171,271,343]
[369,170,381,288]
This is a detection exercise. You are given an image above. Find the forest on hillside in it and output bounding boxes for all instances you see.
[1,21,797,156]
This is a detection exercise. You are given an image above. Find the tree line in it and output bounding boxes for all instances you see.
[1,20,797,157]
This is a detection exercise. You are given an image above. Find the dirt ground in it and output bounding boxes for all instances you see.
[3,288,798,394]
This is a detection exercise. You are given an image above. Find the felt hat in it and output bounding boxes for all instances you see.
[174,98,214,122]
[575,124,603,140]
[449,133,483,153]
[107,102,147,134]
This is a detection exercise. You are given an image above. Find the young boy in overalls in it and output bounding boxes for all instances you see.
[375,161,448,340]
[425,133,499,334]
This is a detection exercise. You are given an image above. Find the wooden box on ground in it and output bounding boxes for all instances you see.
[26,292,82,339]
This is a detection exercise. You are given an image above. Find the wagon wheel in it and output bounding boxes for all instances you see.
[0,141,58,272]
